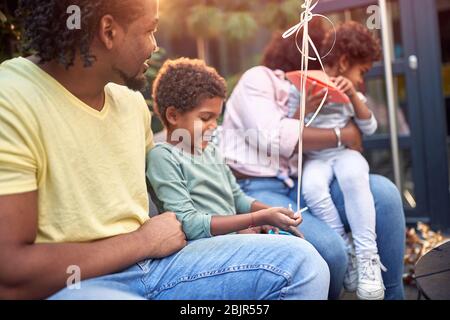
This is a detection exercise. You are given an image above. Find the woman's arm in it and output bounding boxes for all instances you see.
[300,121,364,153]
[302,127,340,151]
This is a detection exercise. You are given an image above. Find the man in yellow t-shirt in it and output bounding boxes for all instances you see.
[0,0,329,301]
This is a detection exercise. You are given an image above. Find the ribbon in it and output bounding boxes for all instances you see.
[282,0,336,213]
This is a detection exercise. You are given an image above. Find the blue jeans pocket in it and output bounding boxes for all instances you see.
[136,259,153,272]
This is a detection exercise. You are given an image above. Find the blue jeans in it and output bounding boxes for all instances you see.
[49,234,330,300]
[238,174,405,300]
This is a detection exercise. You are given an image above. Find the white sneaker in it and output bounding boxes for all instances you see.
[356,254,387,300]
[343,246,358,292]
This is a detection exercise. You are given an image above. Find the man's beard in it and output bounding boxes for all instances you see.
[114,68,148,91]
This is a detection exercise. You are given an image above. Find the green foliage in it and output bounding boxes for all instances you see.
[144,47,168,133]
[187,5,224,38]
[226,72,243,96]
[161,0,303,42]
[145,48,167,86]
[225,11,258,41]
[159,0,197,38]
[260,0,301,30]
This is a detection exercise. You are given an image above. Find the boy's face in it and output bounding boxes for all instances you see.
[342,61,373,91]
[168,97,224,151]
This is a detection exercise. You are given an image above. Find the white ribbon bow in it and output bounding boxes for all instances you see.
[282,0,336,213]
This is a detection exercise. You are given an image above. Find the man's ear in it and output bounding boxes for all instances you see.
[165,106,179,126]
[338,55,350,74]
[98,15,118,50]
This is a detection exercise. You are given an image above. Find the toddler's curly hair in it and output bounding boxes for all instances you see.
[321,21,382,67]
[152,58,227,126]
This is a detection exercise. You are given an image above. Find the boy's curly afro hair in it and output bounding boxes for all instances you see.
[152,58,227,127]
[321,21,382,67]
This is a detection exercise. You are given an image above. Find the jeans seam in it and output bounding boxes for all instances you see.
[148,264,293,299]
[280,285,289,300]
[140,273,151,298]
[136,260,155,298]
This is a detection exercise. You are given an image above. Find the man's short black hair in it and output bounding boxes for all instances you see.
[17,0,143,69]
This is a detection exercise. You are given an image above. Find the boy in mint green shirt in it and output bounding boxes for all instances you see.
[147,58,303,240]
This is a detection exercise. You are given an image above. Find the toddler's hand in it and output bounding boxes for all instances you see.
[331,76,357,98]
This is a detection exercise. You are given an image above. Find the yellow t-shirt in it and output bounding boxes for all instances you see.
[0,57,154,243]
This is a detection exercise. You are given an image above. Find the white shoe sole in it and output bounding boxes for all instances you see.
[356,288,385,300]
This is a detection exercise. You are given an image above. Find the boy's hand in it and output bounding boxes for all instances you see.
[256,207,304,238]
[331,76,357,98]
[136,212,187,259]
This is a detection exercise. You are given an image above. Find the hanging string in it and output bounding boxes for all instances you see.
[282,0,336,213]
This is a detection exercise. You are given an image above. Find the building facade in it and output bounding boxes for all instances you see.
[314,0,450,231]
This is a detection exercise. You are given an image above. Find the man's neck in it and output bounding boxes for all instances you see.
[28,55,108,111]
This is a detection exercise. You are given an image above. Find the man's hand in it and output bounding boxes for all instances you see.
[331,76,357,98]
[342,121,363,153]
[136,212,187,259]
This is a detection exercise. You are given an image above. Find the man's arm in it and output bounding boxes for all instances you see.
[0,191,186,300]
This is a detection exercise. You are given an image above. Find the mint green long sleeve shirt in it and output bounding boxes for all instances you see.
[146,142,256,240]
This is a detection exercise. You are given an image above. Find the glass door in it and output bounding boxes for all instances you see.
[436,0,450,204]
[316,0,450,229]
